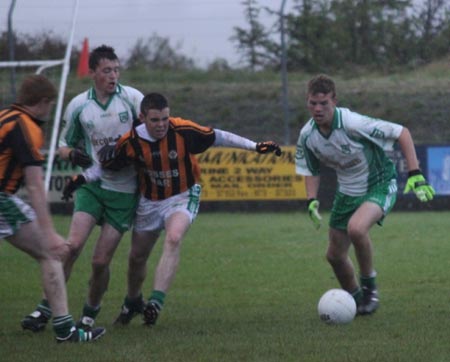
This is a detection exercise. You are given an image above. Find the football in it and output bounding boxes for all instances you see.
[317,289,356,325]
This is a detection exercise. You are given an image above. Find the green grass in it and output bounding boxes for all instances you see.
[1,211,450,361]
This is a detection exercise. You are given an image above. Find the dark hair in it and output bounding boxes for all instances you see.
[307,74,336,98]
[140,93,169,115]
[17,74,57,106]
[89,45,118,70]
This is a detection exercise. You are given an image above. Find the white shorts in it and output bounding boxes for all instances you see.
[0,192,36,239]
[134,184,201,232]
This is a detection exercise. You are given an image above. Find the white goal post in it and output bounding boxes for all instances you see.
[0,0,80,194]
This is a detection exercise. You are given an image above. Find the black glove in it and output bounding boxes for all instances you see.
[61,174,86,202]
[256,141,282,156]
[69,148,92,168]
[98,144,116,164]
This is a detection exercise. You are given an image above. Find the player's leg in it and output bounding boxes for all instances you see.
[327,228,359,293]
[143,185,201,326]
[21,187,98,332]
[77,223,123,330]
[349,180,397,315]
[8,220,105,342]
[327,191,363,304]
[347,202,382,315]
[143,211,191,326]
[114,229,160,325]
[77,187,138,330]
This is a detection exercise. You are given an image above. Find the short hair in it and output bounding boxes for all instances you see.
[89,45,118,70]
[17,74,57,106]
[307,74,336,98]
[140,93,169,115]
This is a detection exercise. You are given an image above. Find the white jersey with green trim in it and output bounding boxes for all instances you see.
[295,107,403,196]
[59,84,143,193]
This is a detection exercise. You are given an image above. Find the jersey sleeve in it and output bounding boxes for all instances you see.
[58,95,87,149]
[342,109,403,151]
[171,117,216,154]
[295,123,320,176]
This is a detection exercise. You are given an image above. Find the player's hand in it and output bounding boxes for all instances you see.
[307,198,322,229]
[256,141,282,156]
[403,169,435,202]
[69,148,92,168]
[61,174,86,202]
[98,144,116,164]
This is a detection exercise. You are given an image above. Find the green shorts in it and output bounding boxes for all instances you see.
[75,181,139,233]
[329,179,398,230]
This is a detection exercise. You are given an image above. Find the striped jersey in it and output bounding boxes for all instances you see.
[59,84,143,193]
[114,118,215,200]
[295,107,403,196]
[0,104,45,194]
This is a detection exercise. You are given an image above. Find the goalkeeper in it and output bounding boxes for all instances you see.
[66,92,282,327]
[295,74,434,316]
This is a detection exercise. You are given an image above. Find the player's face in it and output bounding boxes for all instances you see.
[90,58,120,98]
[141,107,170,140]
[307,92,337,131]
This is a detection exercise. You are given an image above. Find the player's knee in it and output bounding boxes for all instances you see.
[347,225,366,244]
[326,249,345,266]
[164,233,183,251]
[44,238,70,262]
[128,250,147,267]
[91,256,110,273]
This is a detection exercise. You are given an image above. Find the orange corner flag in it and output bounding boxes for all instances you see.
[77,38,89,78]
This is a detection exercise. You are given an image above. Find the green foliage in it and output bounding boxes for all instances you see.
[1,212,450,361]
[125,34,196,71]
[232,0,450,72]
[0,30,79,63]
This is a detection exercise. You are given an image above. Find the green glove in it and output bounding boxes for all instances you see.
[403,170,435,202]
[307,198,322,229]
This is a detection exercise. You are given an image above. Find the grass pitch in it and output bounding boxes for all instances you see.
[0,211,449,362]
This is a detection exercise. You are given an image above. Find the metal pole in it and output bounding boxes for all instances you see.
[44,0,80,193]
[7,0,17,101]
[280,0,290,145]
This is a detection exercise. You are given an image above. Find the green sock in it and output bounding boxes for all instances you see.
[351,287,363,305]
[149,290,166,309]
[360,274,377,290]
[125,294,144,311]
[82,303,101,319]
[37,299,52,319]
[53,315,75,338]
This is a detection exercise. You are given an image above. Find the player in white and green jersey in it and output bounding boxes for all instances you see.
[22,45,144,333]
[295,74,434,316]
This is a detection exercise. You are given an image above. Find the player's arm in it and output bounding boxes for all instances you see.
[305,175,322,229]
[397,127,435,202]
[98,138,133,170]
[61,165,102,202]
[59,146,92,168]
[213,129,281,155]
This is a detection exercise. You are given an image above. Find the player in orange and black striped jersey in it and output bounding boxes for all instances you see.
[0,103,45,194]
[0,75,105,342]
[98,92,282,327]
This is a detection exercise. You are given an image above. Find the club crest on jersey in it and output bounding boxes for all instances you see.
[86,120,95,130]
[169,150,178,159]
[119,112,129,123]
[340,144,351,154]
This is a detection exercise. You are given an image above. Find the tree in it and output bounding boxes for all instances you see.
[125,34,195,70]
[231,0,277,71]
